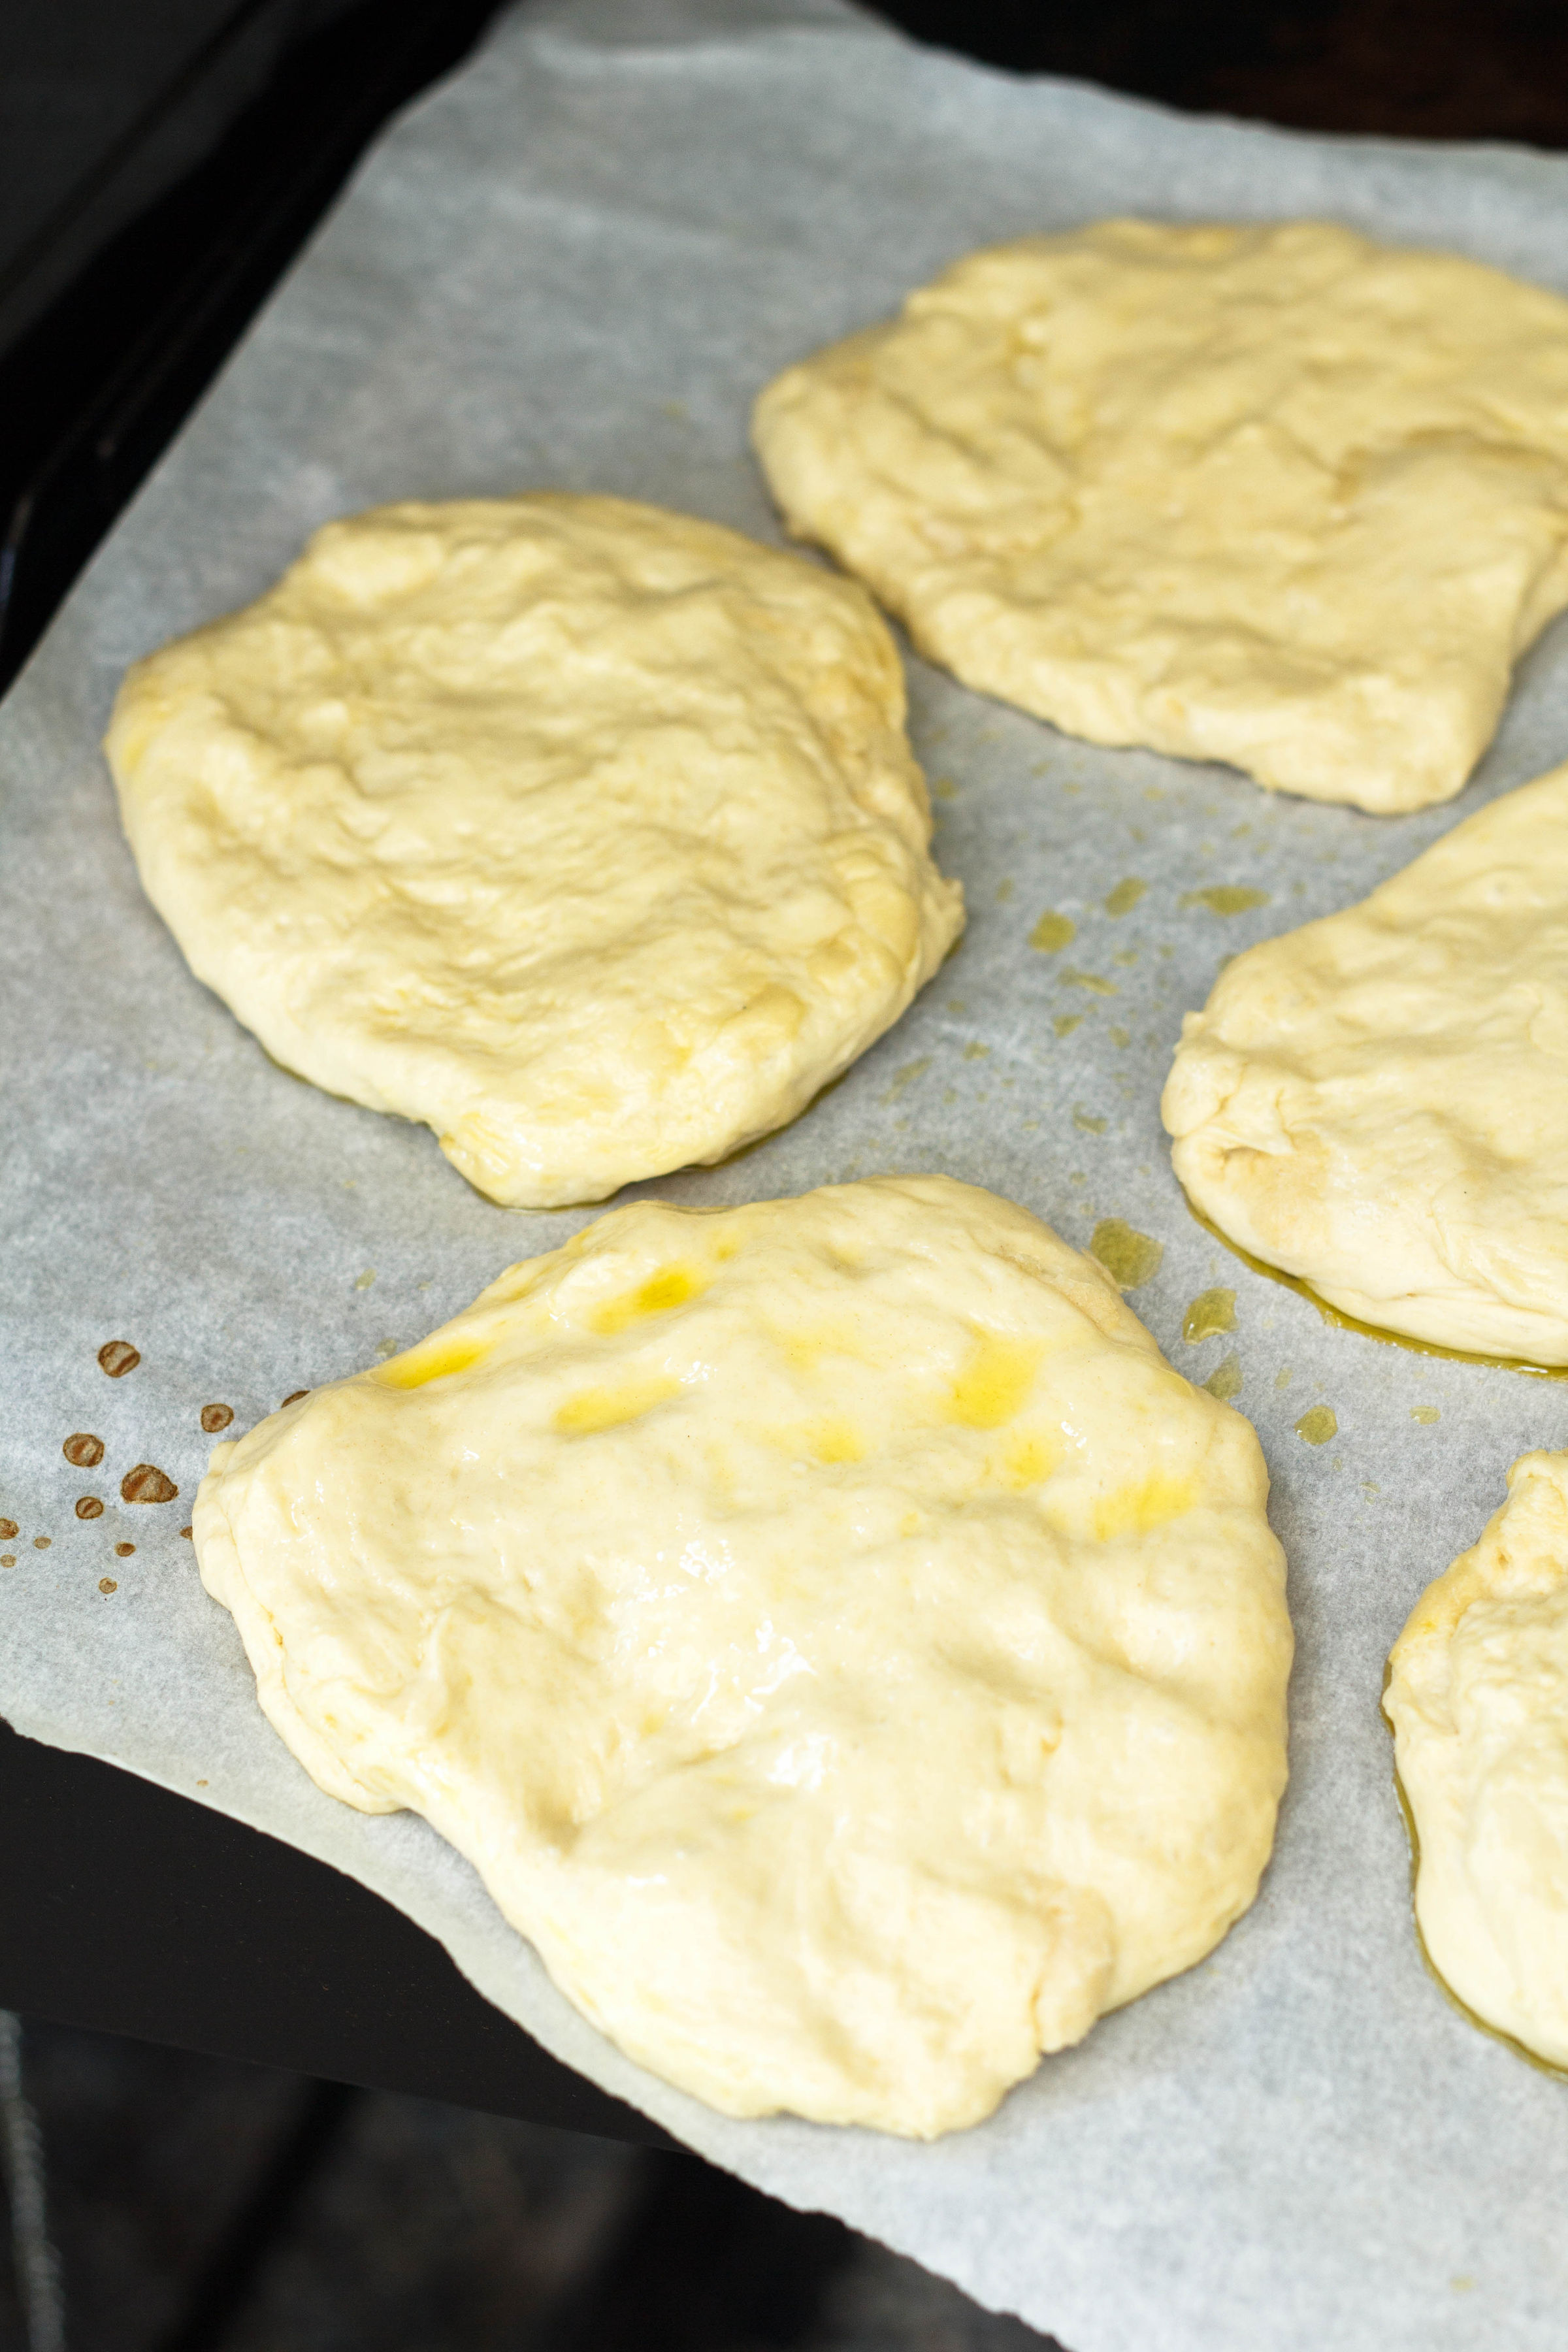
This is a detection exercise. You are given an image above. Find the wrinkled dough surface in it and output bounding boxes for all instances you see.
[194,1177,1292,2137]
[1386,1450,1568,2068]
[1162,760,1568,1362]
[106,495,963,1206]
[753,219,1568,813]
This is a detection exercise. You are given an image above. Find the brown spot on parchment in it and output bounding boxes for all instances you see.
[0,1556,13,1568]
[99,1341,140,1378]
[75,1497,104,1521]
[33,1537,50,1550]
[0,1520,16,1542]
[1180,885,1271,917]
[1183,1289,1237,1343]
[63,1434,105,1468]
[99,1578,117,1594]
[200,1404,234,1433]
[115,1543,135,1558]
[179,1527,193,1540]
[121,1465,178,1505]
[282,1390,309,1409]
[1090,1220,1164,1290]
[1029,911,1075,954]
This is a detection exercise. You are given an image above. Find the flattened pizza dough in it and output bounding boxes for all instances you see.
[106,495,962,1207]
[1162,762,1568,1364]
[194,1176,1292,2137]
[753,219,1568,814]
[1385,1450,1568,2068]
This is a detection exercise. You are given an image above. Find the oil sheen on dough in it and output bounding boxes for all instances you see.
[1385,1450,1568,2068]
[105,496,964,1207]
[193,1177,1292,2138]
[1162,760,1568,1364]
[753,219,1568,814]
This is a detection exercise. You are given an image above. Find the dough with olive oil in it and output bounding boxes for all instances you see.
[106,495,962,1207]
[753,220,1568,813]
[1386,1450,1568,2066]
[1163,760,1568,1363]
[194,1175,1292,2138]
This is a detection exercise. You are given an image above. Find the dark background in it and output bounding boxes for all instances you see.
[5,2,1568,2346]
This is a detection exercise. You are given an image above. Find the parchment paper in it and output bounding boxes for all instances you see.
[5,4,1568,2345]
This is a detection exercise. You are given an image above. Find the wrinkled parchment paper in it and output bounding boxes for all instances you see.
[6,4,1568,2344]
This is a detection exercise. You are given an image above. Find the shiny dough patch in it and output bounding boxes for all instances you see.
[753,219,1568,814]
[194,1175,1292,2138]
[1386,1450,1568,2069]
[1162,760,1568,1365]
[105,495,963,1207]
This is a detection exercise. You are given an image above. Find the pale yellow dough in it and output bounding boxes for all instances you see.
[753,219,1568,814]
[1162,760,1568,1363]
[105,495,963,1207]
[1386,1450,1568,2068]
[193,1176,1292,2137]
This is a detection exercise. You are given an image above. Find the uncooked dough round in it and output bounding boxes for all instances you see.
[1386,1450,1568,2068]
[105,495,963,1207]
[753,219,1568,814]
[194,1175,1292,2138]
[1162,760,1568,1364]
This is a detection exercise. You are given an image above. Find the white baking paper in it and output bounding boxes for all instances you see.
[5,4,1568,2345]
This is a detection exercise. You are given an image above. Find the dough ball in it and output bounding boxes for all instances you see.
[194,1175,1292,2138]
[106,495,963,1207]
[1386,1450,1568,2068]
[1162,760,1568,1364]
[753,219,1568,814]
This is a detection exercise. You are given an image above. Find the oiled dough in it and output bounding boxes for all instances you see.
[753,219,1568,814]
[105,495,963,1207]
[1162,760,1568,1363]
[1386,1450,1568,2068]
[193,1176,1292,2138]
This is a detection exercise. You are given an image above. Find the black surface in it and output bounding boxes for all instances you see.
[0,0,507,699]
[7,2014,1064,2351]
[868,0,1568,144]
[536,2151,857,2352]
[0,1719,674,2149]
[0,1,329,352]
[148,2078,359,2352]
